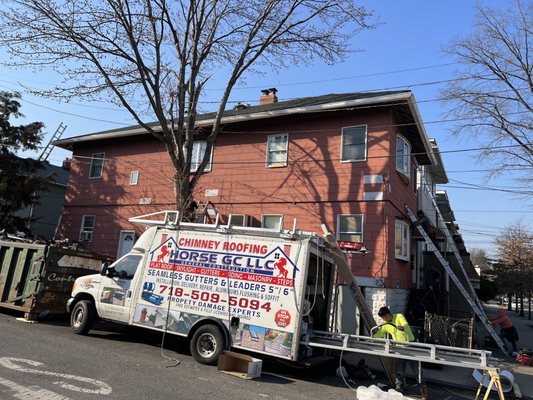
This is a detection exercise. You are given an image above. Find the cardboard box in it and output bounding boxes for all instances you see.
[217,351,262,379]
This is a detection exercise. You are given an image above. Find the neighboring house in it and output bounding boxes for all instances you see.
[54,89,459,328]
[15,160,70,240]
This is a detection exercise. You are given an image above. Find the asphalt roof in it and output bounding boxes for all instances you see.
[53,90,436,165]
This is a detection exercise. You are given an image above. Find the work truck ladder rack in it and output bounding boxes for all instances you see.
[405,204,506,353]
[129,210,316,240]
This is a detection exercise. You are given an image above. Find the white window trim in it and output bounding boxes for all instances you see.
[89,153,105,179]
[80,215,96,242]
[395,219,410,261]
[396,134,411,178]
[190,141,213,173]
[340,125,367,163]
[266,133,289,167]
[336,214,364,243]
[130,171,139,185]
[261,214,283,230]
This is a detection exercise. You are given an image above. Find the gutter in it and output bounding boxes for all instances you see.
[53,92,437,165]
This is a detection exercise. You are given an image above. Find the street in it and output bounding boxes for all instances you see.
[0,310,487,400]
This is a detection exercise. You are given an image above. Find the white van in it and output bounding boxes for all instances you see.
[67,212,336,365]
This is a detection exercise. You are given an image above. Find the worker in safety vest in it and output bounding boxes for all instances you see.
[373,306,427,399]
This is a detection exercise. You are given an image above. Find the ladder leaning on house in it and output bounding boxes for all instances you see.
[38,122,67,162]
[405,204,507,353]
[321,225,395,385]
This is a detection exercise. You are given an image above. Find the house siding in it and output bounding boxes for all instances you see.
[58,106,419,291]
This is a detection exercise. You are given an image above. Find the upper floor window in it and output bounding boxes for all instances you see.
[341,125,367,162]
[337,214,363,242]
[89,153,105,178]
[266,134,288,167]
[130,171,139,185]
[262,214,283,230]
[191,141,212,173]
[80,215,96,242]
[396,135,411,177]
[395,219,410,261]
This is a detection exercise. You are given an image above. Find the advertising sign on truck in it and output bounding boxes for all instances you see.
[67,213,335,366]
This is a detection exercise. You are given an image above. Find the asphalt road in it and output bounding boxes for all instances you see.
[0,310,481,400]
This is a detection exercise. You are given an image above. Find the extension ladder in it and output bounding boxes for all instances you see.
[405,204,506,353]
[304,330,499,371]
[321,225,395,384]
[38,122,67,162]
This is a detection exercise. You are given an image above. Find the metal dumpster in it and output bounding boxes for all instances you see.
[0,240,108,320]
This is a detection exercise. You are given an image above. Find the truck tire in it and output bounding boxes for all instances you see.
[71,300,95,335]
[190,324,225,365]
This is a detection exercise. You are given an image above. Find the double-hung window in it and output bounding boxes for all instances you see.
[395,219,410,261]
[266,134,288,167]
[396,135,411,177]
[89,153,105,178]
[191,141,212,173]
[80,215,96,242]
[341,126,367,162]
[337,214,363,243]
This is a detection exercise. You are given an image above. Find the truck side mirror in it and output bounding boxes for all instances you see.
[106,266,117,278]
[100,261,109,276]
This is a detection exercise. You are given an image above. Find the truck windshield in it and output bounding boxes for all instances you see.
[113,254,143,279]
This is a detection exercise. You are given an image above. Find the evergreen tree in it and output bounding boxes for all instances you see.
[0,91,45,233]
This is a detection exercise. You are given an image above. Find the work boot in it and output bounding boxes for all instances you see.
[420,384,428,400]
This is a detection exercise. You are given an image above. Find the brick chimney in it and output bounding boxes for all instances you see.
[62,157,71,170]
[260,88,278,105]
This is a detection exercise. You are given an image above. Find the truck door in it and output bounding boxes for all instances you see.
[97,254,143,324]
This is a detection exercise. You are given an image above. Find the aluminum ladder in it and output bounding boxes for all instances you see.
[38,122,67,162]
[321,225,395,384]
[304,330,499,371]
[405,204,507,353]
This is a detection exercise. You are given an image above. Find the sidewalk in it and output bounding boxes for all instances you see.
[483,302,533,398]
[421,303,533,399]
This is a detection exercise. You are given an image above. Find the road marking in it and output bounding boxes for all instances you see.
[0,376,70,400]
[0,358,112,395]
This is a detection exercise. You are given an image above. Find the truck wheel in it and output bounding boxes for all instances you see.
[190,324,225,365]
[71,300,95,335]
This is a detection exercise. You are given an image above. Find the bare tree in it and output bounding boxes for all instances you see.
[470,248,489,271]
[442,1,533,193]
[0,0,374,216]
[494,220,533,318]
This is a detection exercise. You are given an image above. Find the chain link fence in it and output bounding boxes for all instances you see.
[423,313,474,348]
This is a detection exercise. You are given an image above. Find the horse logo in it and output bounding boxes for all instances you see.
[274,257,289,278]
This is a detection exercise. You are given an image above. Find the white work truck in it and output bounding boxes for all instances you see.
[67,212,335,365]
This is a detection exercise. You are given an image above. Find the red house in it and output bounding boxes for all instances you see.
[55,90,438,324]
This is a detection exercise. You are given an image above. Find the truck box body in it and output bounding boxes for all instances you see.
[0,240,107,320]
[70,221,335,363]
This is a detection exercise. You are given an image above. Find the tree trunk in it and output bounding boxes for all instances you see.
[520,293,524,317]
[507,293,512,311]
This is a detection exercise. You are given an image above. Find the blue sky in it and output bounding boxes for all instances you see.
[1,0,530,256]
